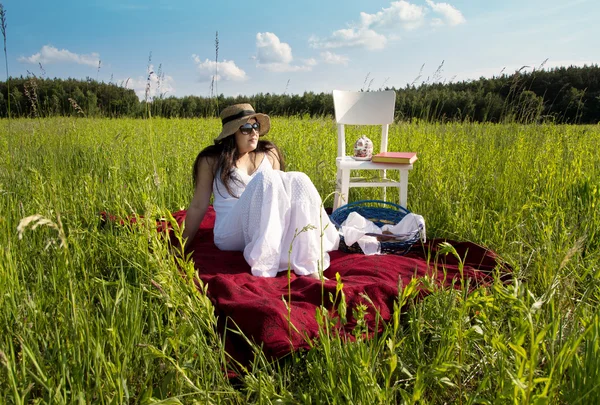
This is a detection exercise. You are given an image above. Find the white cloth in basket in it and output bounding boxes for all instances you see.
[381,214,426,242]
[341,211,426,256]
[340,212,381,255]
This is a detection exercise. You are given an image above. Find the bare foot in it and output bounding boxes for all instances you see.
[306,272,328,281]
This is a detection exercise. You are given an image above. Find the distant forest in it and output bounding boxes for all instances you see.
[0,65,599,124]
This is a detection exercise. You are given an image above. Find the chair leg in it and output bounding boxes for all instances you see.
[334,170,341,210]
[334,168,347,210]
[381,169,387,202]
[339,169,350,208]
[399,169,409,207]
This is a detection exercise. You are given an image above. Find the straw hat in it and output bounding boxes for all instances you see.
[215,103,271,142]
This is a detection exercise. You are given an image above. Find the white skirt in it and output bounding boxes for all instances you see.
[213,170,340,277]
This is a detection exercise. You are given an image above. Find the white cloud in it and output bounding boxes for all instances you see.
[309,0,464,50]
[425,0,466,26]
[255,32,316,72]
[256,32,293,64]
[257,62,315,73]
[304,58,318,67]
[18,45,100,67]
[309,28,387,50]
[123,64,176,100]
[321,51,350,65]
[360,1,425,31]
[431,17,443,27]
[192,55,247,82]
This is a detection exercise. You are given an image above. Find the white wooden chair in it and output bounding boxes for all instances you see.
[333,90,414,210]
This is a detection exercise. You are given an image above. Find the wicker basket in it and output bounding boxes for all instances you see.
[330,200,420,255]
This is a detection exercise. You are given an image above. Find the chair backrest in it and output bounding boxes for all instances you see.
[333,90,396,157]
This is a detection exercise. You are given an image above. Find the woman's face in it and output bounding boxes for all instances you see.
[234,118,259,155]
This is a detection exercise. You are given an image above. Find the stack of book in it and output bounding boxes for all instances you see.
[371,152,418,164]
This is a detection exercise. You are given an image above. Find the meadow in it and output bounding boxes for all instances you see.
[0,117,599,403]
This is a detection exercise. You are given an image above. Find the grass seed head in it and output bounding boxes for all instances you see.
[17,214,63,248]
[68,97,86,116]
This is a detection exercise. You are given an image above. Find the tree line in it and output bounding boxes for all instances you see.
[0,64,598,123]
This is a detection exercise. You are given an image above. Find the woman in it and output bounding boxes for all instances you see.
[183,104,339,278]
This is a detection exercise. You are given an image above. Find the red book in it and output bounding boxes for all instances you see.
[371,152,417,164]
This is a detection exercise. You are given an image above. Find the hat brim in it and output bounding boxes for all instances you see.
[215,113,271,142]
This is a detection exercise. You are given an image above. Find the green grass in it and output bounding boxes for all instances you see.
[1,117,599,403]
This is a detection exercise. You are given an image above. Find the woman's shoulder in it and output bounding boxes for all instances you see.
[257,141,283,170]
[193,152,218,179]
[263,148,281,170]
[202,154,218,163]
[196,152,218,166]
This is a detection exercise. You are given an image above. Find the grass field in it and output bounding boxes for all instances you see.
[1,117,599,403]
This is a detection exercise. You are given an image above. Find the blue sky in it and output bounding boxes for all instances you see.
[4,0,599,99]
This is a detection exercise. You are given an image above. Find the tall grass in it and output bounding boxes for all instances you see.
[0,3,8,122]
[0,117,599,402]
[0,2,10,169]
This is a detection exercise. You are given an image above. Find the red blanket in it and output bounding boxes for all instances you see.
[169,207,509,365]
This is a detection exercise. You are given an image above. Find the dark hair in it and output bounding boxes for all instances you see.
[192,136,285,198]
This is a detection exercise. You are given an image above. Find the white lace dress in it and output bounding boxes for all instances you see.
[212,156,339,277]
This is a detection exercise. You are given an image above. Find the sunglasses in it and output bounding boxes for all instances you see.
[239,122,260,135]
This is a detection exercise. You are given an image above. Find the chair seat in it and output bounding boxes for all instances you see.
[336,156,414,170]
[347,179,403,187]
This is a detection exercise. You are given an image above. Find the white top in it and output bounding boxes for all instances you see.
[212,155,272,234]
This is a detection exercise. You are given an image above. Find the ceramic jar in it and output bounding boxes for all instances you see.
[353,135,373,160]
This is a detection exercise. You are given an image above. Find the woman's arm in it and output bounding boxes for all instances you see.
[182,156,214,252]
[266,147,282,171]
